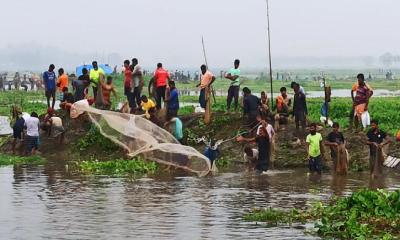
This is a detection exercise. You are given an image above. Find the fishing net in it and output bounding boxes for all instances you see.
[335,144,348,175]
[370,145,384,176]
[73,104,211,176]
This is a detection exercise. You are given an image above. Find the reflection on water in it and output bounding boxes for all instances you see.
[1,164,399,240]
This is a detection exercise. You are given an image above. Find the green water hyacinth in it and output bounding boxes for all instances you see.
[245,189,400,239]
[0,154,46,166]
[79,158,158,176]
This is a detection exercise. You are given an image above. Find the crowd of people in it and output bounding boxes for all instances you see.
[9,58,398,178]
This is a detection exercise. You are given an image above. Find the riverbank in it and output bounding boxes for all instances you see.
[1,103,399,175]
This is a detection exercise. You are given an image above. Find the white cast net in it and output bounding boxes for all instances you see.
[73,104,211,176]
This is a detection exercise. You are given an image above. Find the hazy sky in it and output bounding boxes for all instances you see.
[0,0,399,69]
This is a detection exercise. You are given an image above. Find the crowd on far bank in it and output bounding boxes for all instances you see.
[9,58,400,178]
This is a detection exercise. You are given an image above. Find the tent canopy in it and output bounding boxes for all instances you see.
[75,64,113,76]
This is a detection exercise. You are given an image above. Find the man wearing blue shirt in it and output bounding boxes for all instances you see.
[43,64,57,109]
[166,80,179,119]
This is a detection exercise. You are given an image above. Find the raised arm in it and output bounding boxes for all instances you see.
[209,76,216,86]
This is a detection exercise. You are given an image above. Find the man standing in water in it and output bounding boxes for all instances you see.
[43,64,57,109]
[89,61,105,100]
[237,118,271,174]
[325,122,347,174]
[366,120,391,177]
[153,63,170,109]
[306,123,324,175]
[196,65,215,110]
[225,59,241,113]
[351,73,373,132]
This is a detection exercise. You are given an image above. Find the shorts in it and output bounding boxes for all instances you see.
[26,135,39,152]
[167,108,178,119]
[13,128,23,139]
[52,126,65,137]
[45,89,56,99]
[331,151,338,169]
[295,111,306,123]
[276,113,289,124]
[199,88,206,109]
[57,92,64,101]
[309,155,322,174]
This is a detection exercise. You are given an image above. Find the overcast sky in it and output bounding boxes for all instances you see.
[0,0,399,70]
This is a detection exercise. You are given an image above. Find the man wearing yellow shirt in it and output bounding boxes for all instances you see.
[140,95,156,119]
[89,61,105,99]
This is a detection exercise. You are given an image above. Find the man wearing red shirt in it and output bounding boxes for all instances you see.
[153,63,170,109]
[123,60,135,113]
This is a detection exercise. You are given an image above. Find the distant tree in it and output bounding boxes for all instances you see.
[362,56,375,67]
[379,52,394,67]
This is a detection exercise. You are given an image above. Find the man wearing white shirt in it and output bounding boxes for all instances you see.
[24,112,40,155]
[244,147,258,170]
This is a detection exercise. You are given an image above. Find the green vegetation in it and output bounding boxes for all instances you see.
[79,158,158,176]
[180,78,400,93]
[307,97,400,135]
[0,91,47,117]
[215,156,232,168]
[74,125,120,152]
[244,189,400,239]
[181,96,400,135]
[0,154,46,166]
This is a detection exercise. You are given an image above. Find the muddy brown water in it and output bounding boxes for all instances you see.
[1,162,400,240]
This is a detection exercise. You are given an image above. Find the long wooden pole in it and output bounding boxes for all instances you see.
[201,36,213,125]
[266,0,274,109]
[201,36,216,103]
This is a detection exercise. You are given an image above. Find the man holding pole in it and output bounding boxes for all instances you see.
[197,65,215,123]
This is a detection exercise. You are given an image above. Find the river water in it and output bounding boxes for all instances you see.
[1,163,400,240]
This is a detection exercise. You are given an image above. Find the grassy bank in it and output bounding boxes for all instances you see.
[0,154,46,166]
[244,189,400,239]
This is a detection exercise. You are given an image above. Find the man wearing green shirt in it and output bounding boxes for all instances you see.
[225,59,241,113]
[306,123,324,175]
[89,61,105,99]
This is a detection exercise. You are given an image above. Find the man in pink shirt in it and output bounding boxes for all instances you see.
[196,64,215,109]
[123,60,135,113]
[153,63,170,109]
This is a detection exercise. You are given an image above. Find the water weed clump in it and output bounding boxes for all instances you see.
[244,189,400,239]
[79,158,158,176]
[74,125,120,152]
[0,154,46,166]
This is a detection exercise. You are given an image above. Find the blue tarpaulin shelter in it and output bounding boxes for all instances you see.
[75,64,113,76]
